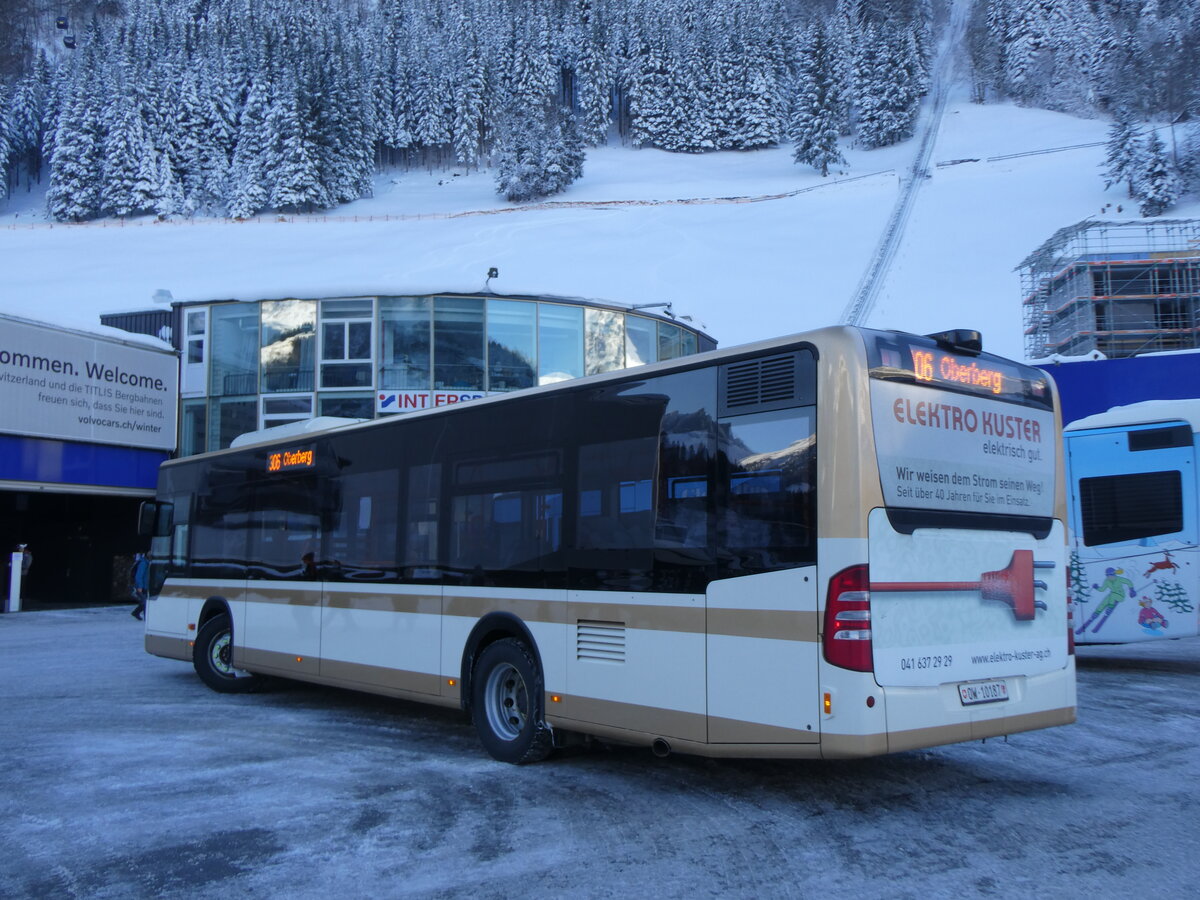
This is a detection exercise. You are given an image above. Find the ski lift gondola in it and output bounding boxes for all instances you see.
[56,16,68,29]
[63,33,76,49]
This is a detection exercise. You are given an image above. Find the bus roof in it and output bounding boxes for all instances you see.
[1065,399,1200,434]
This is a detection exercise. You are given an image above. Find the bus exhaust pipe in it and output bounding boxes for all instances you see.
[651,738,671,758]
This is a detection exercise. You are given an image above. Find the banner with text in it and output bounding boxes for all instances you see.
[377,390,492,413]
[0,317,178,451]
[870,380,1056,518]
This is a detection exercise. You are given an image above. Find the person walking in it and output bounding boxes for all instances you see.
[131,552,149,620]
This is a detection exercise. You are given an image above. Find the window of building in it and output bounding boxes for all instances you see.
[380,296,431,389]
[538,303,583,385]
[319,394,374,419]
[658,321,683,361]
[209,304,259,396]
[261,299,316,392]
[261,395,313,430]
[320,299,373,388]
[180,399,207,456]
[625,315,656,366]
[182,307,209,396]
[209,397,257,451]
[585,308,624,376]
[487,299,536,390]
[434,297,485,390]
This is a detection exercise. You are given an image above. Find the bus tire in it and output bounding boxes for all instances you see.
[470,638,552,764]
[193,614,263,694]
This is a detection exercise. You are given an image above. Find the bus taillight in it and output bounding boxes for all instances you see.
[824,565,873,672]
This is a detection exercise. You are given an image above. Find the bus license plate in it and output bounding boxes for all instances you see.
[959,680,1009,706]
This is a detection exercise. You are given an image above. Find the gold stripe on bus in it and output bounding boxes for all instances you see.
[549,693,820,745]
[238,646,321,676]
[885,705,1076,755]
[145,633,191,662]
[707,715,821,744]
[442,594,567,625]
[706,608,821,642]
[550,693,706,743]
[568,600,704,634]
[244,586,322,607]
[323,591,441,615]
[164,580,819,642]
[320,658,443,697]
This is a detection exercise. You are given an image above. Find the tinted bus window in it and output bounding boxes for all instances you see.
[1079,470,1183,546]
[717,407,816,576]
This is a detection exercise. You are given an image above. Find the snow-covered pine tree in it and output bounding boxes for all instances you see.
[46,21,109,221]
[789,23,846,176]
[626,33,672,149]
[4,58,47,187]
[268,75,327,213]
[574,0,611,146]
[100,83,155,217]
[451,17,487,166]
[1134,130,1181,217]
[1102,113,1144,198]
[493,109,543,202]
[226,74,271,218]
[0,100,10,201]
[852,24,885,148]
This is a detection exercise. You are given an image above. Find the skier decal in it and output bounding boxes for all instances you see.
[1075,567,1134,634]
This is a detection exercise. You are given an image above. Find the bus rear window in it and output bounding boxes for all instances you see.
[1079,470,1183,546]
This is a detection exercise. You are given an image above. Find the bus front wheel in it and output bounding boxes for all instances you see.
[470,638,552,764]
[193,614,263,694]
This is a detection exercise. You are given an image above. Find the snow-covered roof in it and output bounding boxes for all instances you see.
[1065,399,1200,433]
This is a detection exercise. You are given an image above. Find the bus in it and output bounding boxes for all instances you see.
[139,326,1075,763]
[1064,400,1200,643]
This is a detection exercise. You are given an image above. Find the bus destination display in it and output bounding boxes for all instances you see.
[867,334,1051,410]
[267,446,315,473]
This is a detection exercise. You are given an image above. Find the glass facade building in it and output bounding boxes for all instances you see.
[159,293,715,456]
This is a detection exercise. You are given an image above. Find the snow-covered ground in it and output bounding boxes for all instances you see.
[3,89,1197,363]
[2,605,1199,898]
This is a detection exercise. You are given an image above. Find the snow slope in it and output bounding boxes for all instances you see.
[3,89,1197,363]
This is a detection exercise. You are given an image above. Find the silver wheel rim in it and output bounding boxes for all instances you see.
[209,631,239,678]
[483,661,528,742]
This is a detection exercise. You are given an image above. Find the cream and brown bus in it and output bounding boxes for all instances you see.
[140,326,1075,763]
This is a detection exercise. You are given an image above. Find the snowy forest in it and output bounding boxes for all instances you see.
[0,0,1197,222]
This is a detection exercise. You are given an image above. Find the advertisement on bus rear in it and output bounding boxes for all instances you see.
[867,380,1065,687]
[870,380,1056,519]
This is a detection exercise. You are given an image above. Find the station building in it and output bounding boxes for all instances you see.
[0,313,177,606]
[102,291,716,456]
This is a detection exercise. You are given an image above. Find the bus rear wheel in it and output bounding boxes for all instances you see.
[193,614,263,694]
[471,638,552,764]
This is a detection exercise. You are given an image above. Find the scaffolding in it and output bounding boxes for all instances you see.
[1019,219,1200,359]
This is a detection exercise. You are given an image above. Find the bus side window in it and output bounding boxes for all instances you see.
[325,471,400,581]
[403,463,441,580]
[716,407,817,576]
[248,478,320,579]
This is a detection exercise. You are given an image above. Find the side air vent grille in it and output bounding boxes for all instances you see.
[576,620,626,663]
[720,350,815,416]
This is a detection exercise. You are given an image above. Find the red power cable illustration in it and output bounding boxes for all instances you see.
[870,550,1052,621]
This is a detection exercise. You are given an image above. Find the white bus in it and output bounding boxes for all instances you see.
[1065,400,1200,644]
[140,326,1075,763]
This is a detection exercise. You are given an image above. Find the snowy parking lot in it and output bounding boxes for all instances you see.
[2,605,1198,898]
